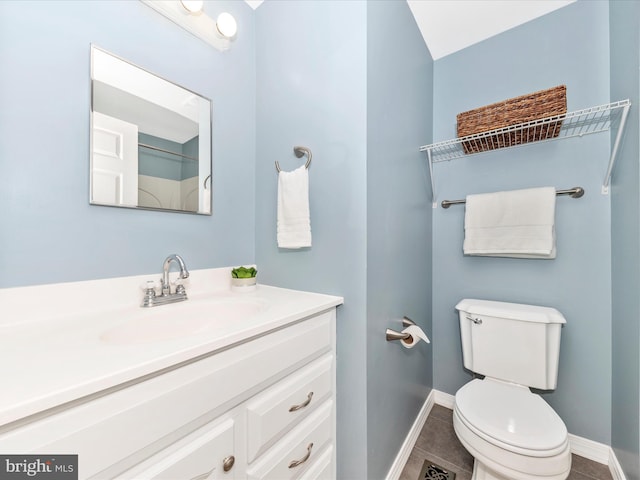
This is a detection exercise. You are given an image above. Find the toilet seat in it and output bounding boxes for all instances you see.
[454,378,571,479]
[455,378,568,456]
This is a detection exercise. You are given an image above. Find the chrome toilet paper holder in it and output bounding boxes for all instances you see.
[386,316,417,342]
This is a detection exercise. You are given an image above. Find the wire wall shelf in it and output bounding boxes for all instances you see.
[420,99,631,206]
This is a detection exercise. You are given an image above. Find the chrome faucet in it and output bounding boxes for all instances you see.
[142,254,190,307]
[162,254,189,295]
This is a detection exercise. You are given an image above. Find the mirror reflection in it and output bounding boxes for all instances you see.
[90,45,212,214]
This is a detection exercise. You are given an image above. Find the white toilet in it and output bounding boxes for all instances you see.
[453,299,571,480]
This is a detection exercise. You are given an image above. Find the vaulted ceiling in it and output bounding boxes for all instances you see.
[245,0,576,60]
[405,0,575,59]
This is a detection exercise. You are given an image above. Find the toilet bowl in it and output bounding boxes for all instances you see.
[453,378,571,480]
[453,299,570,480]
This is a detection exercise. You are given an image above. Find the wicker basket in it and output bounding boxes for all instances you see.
[456,85,567,154]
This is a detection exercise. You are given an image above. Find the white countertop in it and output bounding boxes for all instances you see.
[0,270,342,426]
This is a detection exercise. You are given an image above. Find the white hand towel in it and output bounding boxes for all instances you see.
[463,186,556,259]
[277,165,312,249]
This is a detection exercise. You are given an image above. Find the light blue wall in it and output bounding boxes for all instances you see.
[182,136,199,179]
[432,1,613,444]
[610,1,640,478]
[138,134,199,181]
[254,2,368,478]
[138,133,195,181]
[255,2,434,478]
[0,0,256,288]
[366,2,433,479]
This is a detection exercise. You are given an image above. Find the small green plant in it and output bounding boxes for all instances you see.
[231,266,257,278]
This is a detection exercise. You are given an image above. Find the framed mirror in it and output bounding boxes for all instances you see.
[90,45,212,215]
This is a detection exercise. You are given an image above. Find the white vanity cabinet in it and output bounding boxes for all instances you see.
[0,308,337,480]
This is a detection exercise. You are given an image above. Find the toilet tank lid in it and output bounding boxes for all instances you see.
[456,299,566,324]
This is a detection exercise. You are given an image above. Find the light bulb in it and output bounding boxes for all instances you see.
[180,0,203,14]
[216,12,237,38]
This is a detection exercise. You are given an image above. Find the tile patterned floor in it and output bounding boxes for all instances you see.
[399,405,614,480]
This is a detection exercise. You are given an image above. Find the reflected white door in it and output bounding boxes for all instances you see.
[91,111,138,206]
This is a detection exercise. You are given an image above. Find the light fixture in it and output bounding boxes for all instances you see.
[216,12,237,39]
[141,1,236,51]
[180,0,203,14]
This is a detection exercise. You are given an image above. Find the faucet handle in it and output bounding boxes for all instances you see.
[141,280,157,307]
[174,276,188,295]
[141,280,158,293]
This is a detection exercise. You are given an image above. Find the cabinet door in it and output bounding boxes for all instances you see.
[116,417,236,480]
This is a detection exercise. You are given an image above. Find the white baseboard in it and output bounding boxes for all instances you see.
[385,390,435,480]
[608,448,627,480]
[568,434,627,479]
[569,433,610,464]
[386,388,627,480]
[433,389,455,409]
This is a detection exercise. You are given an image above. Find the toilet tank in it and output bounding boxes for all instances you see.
[456,299,566,390]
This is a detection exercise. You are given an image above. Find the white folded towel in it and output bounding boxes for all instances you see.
[463,186,556,259]
[277,165,312,249]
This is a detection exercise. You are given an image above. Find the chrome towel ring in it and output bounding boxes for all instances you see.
[275,146,312,173]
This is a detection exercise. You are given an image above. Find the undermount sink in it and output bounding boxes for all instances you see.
[101,297,267,344]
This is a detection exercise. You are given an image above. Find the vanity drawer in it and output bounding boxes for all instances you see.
[247,354,333,462]
[246,400,333,480]
[114,413,237,480]
[298,445,334,480]
[0,311,333,479]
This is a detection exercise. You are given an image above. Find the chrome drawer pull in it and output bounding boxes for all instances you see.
[222,455,235,472]
[288,443,314,469]
[289,391,314,412]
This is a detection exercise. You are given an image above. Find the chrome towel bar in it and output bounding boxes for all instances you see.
[441,186,584,209]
